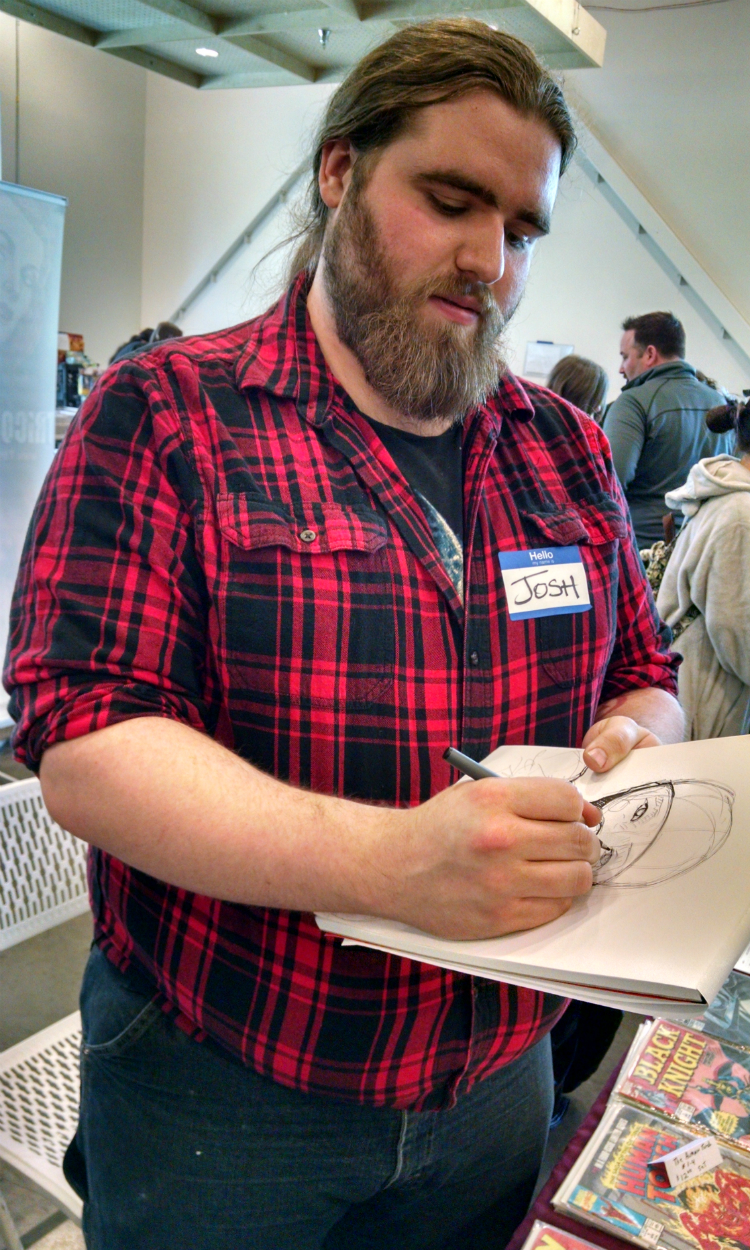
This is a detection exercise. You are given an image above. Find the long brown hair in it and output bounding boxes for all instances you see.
[547,354,608,417]
[285,18,576,282]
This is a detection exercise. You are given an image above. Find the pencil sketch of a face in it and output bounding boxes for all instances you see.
[592,780,734,888]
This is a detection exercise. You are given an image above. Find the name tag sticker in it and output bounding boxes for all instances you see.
[499,545,591,621]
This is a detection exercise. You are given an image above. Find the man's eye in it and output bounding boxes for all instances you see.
[506,231,533,252]
[428,194,467,217]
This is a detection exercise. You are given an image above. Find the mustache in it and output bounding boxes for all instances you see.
[410,275,503,332]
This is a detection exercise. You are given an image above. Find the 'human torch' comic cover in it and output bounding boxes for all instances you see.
[615,1019,750,1152]
[553,1101,750,1250]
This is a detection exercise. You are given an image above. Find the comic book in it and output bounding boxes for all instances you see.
[614,1018,750,1152]
[552,1100,750,1250]
[518,1220,605,1250]
[676,970,750,1050]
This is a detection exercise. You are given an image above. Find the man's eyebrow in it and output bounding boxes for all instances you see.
[415,170,551,235]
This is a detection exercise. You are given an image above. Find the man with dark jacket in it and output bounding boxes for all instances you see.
[603,312,731,546]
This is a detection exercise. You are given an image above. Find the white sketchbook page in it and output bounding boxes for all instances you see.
[317,737,750,1003]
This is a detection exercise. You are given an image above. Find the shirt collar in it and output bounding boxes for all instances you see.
[621,360,694,390]
[235,272,536,434]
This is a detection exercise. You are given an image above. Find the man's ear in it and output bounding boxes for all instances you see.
[318,139,356,210]
[642,344,660,369]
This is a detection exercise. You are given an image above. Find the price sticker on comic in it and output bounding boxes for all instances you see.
[648,1135,722,1189]
[498,546,591,621]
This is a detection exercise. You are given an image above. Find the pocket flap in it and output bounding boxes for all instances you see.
[521,497,628,547]
[217,494,388,555]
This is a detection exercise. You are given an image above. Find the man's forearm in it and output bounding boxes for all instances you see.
[39,714,604,941]
[40,717,400,916]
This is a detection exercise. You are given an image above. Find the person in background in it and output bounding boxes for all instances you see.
[657,398,750,740]
[603,312,732,547]
[108,321,182,365]
[546,353,608,422]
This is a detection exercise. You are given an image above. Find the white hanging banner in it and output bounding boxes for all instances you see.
[0,182,66,726]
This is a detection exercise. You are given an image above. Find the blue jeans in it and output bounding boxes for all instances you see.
[65,946,553,1249]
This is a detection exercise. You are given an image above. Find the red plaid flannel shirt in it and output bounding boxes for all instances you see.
[4,275,678,1110]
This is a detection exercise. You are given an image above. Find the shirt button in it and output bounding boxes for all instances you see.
[469,651,480,667]
[299,529,317,543]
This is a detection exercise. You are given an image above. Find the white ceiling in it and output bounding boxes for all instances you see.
[1,0,605,88]
[566,0,750,327]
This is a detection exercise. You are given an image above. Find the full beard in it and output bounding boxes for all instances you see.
[322,178,509,426]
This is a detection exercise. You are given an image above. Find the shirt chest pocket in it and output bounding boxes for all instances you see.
[520,500,629,690]
[216,494,395,710]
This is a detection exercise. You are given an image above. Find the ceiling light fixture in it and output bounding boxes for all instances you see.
[318,27,331,47]
[195,47,219,57]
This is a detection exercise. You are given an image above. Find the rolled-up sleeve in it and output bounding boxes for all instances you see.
[3,361,212,772]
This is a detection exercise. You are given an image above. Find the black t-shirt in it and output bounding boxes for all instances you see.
[365,415,464,597]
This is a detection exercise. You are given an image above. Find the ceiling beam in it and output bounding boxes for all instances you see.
[96,23,218,49]
[128,0,215,29]
[107,45,203,87]
[129,0,320,84]
[227,35,318,81]
[522,0,605,68]
[318,0,361,19]
[221,9,357,37]
[201,71,307,89]
[0,0,95,45]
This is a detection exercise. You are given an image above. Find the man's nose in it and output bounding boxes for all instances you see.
[456,222,506,287]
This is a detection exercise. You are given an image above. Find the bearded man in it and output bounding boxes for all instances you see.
[4,19,682,1250]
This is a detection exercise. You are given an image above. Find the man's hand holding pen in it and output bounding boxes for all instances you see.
[372,762,602,942]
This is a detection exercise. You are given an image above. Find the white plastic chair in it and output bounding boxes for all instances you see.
[0,778,89,951]
[0,778,87,1242]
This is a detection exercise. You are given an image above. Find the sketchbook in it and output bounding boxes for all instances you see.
[552,1100,750,1250]
[316,736,750,1013]
[614,1018,750,1153]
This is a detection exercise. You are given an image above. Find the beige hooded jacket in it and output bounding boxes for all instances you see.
[657,454,750,739]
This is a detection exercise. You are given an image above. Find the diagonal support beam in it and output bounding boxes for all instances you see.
[572,112,750,374]
[169,161,309,322]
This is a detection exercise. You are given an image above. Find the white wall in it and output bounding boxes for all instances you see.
[143,85,748,403]
[141,73,333,331]
[0,15,146,367]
